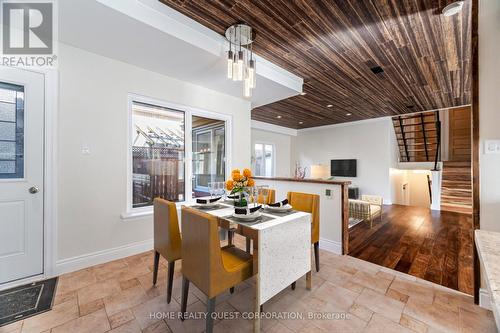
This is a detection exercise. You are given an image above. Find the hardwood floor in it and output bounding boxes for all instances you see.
[348,204,474,295]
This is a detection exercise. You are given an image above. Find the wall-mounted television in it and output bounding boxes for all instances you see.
[331,159,357,177]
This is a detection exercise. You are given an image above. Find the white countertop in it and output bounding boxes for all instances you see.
[475,229,500,330]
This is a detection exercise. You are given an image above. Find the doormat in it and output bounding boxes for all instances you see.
[0,277,58,327]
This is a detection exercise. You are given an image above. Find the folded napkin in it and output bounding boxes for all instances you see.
[196,197,221,204]
[235,205,262,215]
[268,199,289,207]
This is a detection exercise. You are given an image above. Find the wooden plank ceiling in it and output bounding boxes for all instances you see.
[159,0,471,129]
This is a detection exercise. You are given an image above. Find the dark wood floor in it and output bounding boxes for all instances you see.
[348,204,473,295]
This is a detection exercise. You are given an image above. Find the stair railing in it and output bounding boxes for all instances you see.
[420,113,430,161]
[398,116,410,162]
[433,111,441,171]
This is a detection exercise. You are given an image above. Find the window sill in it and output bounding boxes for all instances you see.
[120,208,153,221]
[121,201,190,221]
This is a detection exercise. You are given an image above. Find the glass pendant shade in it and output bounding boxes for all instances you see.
[248,59,256,88]
[244,74,252,98]
[227,50,233,79]
[237,51,244,81]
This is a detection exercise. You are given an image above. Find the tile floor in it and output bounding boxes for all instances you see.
[0,235,496,333]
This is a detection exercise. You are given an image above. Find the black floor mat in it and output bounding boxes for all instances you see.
[0,277,58,327]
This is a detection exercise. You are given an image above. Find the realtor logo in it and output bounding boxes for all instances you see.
[2,2,53,54]
[0,1,57,67]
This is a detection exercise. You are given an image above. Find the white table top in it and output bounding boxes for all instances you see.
[475,230,500,330]
[180,199,310,231]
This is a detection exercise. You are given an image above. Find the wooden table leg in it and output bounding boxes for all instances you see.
[306,270,312,290]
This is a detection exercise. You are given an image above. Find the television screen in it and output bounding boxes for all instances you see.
[331,159,357,177]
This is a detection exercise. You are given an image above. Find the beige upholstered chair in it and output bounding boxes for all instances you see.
[349,195,383,228]
[153,198,182,304]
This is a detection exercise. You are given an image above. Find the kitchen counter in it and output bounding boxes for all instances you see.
[475,229,500,330]
[253,176,351,186]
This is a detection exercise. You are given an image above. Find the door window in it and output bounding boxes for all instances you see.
[0,82,24,179]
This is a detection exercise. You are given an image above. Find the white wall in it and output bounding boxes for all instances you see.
[57,43,251,263]
[479,0,500,232]
[292,118,397,203]
[251,128,292,177]
[254,179,343,254]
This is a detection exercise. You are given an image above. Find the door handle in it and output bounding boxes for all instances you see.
[29,186,39,194]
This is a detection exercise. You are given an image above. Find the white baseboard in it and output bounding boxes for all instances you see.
[55,239,153,276]
[319,238,342,255]
[479,288,492,310]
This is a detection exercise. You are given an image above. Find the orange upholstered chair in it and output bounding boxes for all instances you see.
[180,206,254,333]
[153,198,182,304]
[287,191,320,272]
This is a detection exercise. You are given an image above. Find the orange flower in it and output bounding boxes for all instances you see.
[232,172,242,181]
[225,180,234,191]
[247,178,255,186]
[243,168,252,178]
[232,168,240,175]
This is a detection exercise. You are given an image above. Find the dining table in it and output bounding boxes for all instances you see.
[177,197,312,333]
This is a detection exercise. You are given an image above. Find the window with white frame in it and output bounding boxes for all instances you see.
[128,96,228,211]
[253,143,274,177]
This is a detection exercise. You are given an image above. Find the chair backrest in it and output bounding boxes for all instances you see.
[181,206,225,296]
[361,195,383,206]
[153,198,181,262]
[257,188,276,204]
[287,192,320,243]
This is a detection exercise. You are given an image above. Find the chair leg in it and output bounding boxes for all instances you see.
[180,277,190,321]
[230,287,235,294]
[167,261,175,304]
[291,282,296,290]
[228,230,234,246]
[152,251,160,285]
[370,217,373,229]
[314,241,320,272]
[206,297,216,333]
[246,238,251,253]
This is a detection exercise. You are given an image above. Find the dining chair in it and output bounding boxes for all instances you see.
[287,192,320,273]
[257,188,276,205]
[153,198,182,304]
[180,206,254,333]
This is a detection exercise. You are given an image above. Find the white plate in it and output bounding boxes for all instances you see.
[232,211,261,220]
[265,204,292,212]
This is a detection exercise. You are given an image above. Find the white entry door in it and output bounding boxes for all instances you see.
[0,67,44,284]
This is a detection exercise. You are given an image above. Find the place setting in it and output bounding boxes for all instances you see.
[192,182,229,211]
[262,198,298,217]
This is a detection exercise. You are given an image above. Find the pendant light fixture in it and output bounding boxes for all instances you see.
[225,23,256,97]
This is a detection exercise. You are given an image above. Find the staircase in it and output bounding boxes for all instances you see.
[440,161,472,214]
[392,111,441,166]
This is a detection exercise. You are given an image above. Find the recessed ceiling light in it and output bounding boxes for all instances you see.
[442,1,464,16]
[326,104,333,108]
[276,115,282,119]
[346,113,352,116]
[299,121,304,124]
[300,92,307,96]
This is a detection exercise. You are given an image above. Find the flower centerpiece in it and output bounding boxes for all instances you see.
[225,168,255,207]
